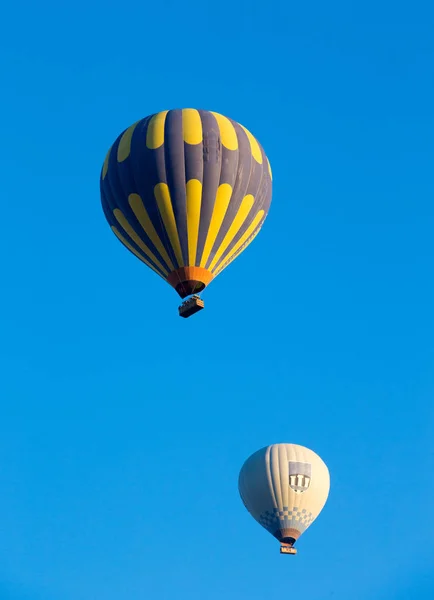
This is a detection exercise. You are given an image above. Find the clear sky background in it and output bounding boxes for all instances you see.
[1,0,433,598]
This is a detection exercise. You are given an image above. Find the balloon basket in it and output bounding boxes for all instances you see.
[280,544,297,555]
[178,295,205,318]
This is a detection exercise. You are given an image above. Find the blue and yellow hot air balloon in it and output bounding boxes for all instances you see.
[100,109,272,317]
[239,444,330,555]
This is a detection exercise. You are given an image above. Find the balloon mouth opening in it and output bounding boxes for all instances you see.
[280,536,296,546]
[175,280,205,299]
[274,528,301,544]
[167,267,214,298]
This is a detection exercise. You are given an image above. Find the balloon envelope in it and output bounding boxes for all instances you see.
[238,443,330,549]
[100,109,272,298]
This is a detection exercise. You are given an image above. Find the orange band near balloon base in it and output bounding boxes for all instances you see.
[277,528,300,555]
[275,528,301,543]
[167,266,214,299]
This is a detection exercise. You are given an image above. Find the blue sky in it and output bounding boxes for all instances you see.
[1,0,433,598]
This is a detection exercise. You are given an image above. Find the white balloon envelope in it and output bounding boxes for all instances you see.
[238,443,330,555]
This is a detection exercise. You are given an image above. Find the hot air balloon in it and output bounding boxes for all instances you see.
[100,109,272,318]
[238,443,330,555]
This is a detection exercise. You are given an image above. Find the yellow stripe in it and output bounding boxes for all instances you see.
[102,146,111,179]
[182,109,202,145]
[200,183,232,268]
[117,121,139,162]
[213,211,264,275]
[267,157,272,180]
[111,226,165,280]
[240,125,263,164]
[214,227,261,276]
[186,179,202,265]
[209,194,255,272]
[210,112,238,150]
[146,111,168,149]
[153,183,184,267]
[113,209,169,276]
[128,193,175,271]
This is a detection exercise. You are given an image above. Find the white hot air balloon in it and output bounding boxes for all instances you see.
[238,443,330,555]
